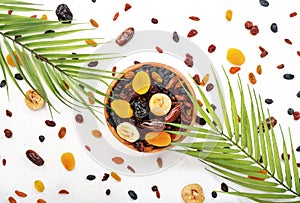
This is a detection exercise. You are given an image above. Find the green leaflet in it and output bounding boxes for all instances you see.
[221,191,296,199]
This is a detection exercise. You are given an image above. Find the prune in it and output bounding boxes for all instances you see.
[56,4,73,23]
[130,99,149,118]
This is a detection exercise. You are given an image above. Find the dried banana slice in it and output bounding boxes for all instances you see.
[149,93,171,116]
[181,183,205,203]
[116,122,140,143]
[25,90,45,110]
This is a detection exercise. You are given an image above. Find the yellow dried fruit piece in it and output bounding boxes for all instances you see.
[91,129,102,138]
[111,99,133,118]
[145,132,171,147]
[111,171,121,182]
[132,71,151,95]
[181,183,205,203]
[225,9,232,21]
[6,51,22,67]
[149,93,172,116]
[61,152,75,171]
[34,180,45,192]
[226,48,245,66]
[41,14,47,20]
[25,89,45,110]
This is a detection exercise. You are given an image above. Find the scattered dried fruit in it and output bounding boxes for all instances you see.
[106,189,111,196]
[156,46,163,53]
[6,51,22,67]
[187,29,198,38]
[8,196,16,203]
[290,12,297,17]
[173,31,179,42]
[2,158,6,166]
[294,111,300,120]
[112,157,124,164]
[281,153,291,160]
[283,73,294,80]
[181,183,205,203]
[245,21,253,29]
[248,72,257,84]
[201,74,210,86]
[58,127,66,139]
[270,23,278,33]
[250,25,259,35]
[111,172,121,182]
[90,19,99,27]
[4,129,12,138]
[102,173,110,181]
[86,174,96,181]
[221,182,228,192]
[91,129,102,138]
[41,14,47,20]
[193,74,201,85]
[124,3,132,11]
[151,18,158,24]
[157,157,163,168]
[25,89,45,110]
[37,198,47,203]
[208,44,216,53]
[34,180,45,192]
[132,71,151,95]
[145,132,171,147]
[15,190,27,197]
[75,114,84,123]
[284,38,292,45]
[45,120,56,127]
[225,10,232,21]
[113,12,119,21]
[229,67,241,74]
[116,27,135,46]
[256,65,262,74]
[26,149,44,166]
[128,190,138,200]
[259,0,269,7]
[189,16,200,21]
[226,48,245,65]
[58,189,69,194]
[61,152,75,171]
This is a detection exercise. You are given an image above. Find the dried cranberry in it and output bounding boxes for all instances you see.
[151,18,158,24]
[4,129,12,138]
[250,25,259,35]
[187,29,198,38]
[245,21,253,29]
[208,44,216,53]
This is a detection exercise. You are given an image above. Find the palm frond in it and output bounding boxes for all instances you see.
[171,67,300,202]
[0,0,116,121]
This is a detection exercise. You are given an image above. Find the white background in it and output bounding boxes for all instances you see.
[1,0,300,202]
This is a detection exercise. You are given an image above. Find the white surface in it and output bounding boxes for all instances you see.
[1,0,300,203]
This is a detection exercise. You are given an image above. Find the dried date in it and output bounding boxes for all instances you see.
[165,104,181,123]
[139,119,165,131]
[26,149,44,166]
[116,27,134,46]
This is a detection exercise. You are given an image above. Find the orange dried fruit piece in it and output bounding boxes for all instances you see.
[6,51,22,67]
[15,190,27,197]
[111,171,121,182]
[34,180,45,192]
[91,129,102,138]
[248,170,267,181]
[111,99,133,118]
[37,199,47,203]
[90,19,99,28]
[61,152,75,171]
[41,14,47,20]
[229,66,241,74]
[85,39,97,47]
[225,9,232,21]
[226,48,245,65]
[132,71,151,95]
[145,132,171,147]
[248,72,257,84]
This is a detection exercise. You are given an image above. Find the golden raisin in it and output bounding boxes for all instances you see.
[37,198,47,203]
[225,9,232,21]
[226,48,245,65]
[61,152,75,171]
[88,91,95,104]
[110,172,121,182]
[34,180,45,192]
[85,39,97,47]
[91,129,102,138]
[248,72,257,85]
[15,190,27,197]
[256,65,262,75]
[90,19,99,28]
[41,14,47,20]
[6,51,22,67]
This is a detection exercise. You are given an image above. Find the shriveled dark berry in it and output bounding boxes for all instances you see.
[151,185,158,192]
[296,91,300,98]
[265,99,273,104]
[56,4,73,23]
[92,0,96,2]
[130,99,149,118]
[88,61,98,67]
[102,173,109,181]
[39,135,45,142]
[44,30,55,34]
[105,189,111,196]
[196,116,206,125]
[75,114,84,123]
[288,108,294,115]
[128,190,138,200]
[86,175,96,181]
[4,129,12,138]
[172,31,179,43]
[221,182,228,192]
[250,25,259,35]
[45,120,56,127]
[212,191,217,198]
[283,74,294,80]
[0,80,6,88]
[281,153,290,160]
[270,23,278,33]
[6,110,12,117]
[259,0,269,7]
[245,21,253,29]
[151,18,158,24]
[14,73,23,80]
[296,146,300,152]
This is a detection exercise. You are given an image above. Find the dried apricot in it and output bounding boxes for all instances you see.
[145,132,171,147]
[226,48,245,65]
[34,180,45,192]
[61,152,75,171]
[132,71,151,95]
[6,51,22,67]
[229,67,241,74]
[225,10,232,21]
[111,99,133,118]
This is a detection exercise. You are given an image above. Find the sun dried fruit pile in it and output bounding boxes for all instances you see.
[105,63,195,152]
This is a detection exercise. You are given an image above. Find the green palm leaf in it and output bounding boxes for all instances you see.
[0,1,115,121]
[170,66,300,202]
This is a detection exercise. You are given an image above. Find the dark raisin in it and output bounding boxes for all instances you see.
[92,0,96,2]
[250,25,259,35]
[130,99,149,118]
[206,83,214,92]
[296,146,300,152]
[45,120,56,127]
[79,84,85,89]
[173,31,179,42]
[4,129,12,138]
[296,91,300,98]
[151,185,158,192]
[270,23,278,33]
[87,61,98,67]
[196,116,206,125]
[102,173,109,181]
[105,189,111,196]
[212,191,217,198]
[86,175,96,181]
[44,30,55,34]
[56,4,73,23]
[265,99,273,104]
[221,182,228,192]
[6,110,12,117]
[26,149,44,166]
[259,0,269,7]
[14,73,23,80]
[283,74,294,80]
[277,64,284,69]
[151,18,158,24]
[156,191,160,199]
[0,80,6,88]
[128,190,138,200]
[208,44,216,53]
[288,108,294,115]
[281,153,290,160]
[75,114,84,123]
[39,135,45,142]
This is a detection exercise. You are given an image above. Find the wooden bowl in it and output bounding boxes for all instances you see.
[104,62,197,153]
